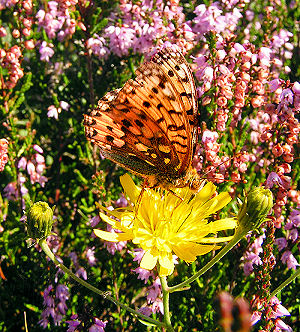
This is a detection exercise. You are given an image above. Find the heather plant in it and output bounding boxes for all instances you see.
[0,1,299,331]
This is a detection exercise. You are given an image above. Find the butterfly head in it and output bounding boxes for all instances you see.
[187,168,206,193]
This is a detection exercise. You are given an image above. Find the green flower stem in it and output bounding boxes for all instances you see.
[39,239,164,329]
[269,268,300,299]
[160,276,175,332]
[168,227,247,293]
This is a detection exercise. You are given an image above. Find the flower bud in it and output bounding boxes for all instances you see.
[26,202,54,239]
[237,187,273,231]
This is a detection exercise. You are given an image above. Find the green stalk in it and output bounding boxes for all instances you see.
[168,227,247,293]
[269,268,300,299]
[160,276,175,332]
[39,239,164,329]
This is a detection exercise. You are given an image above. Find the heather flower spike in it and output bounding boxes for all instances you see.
[94,174,237,276]
[237,187,273,232]
[26,201,55,240]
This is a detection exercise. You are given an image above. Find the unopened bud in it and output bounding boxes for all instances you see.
[27,202,54,239]
[237,187,273,231]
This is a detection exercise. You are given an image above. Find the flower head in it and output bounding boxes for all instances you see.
[94,174,237,276]
[26,201,55,240]
[237,187,273,232]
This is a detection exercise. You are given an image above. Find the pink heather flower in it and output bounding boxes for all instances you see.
[202,130,218,143]
[241,234,265,276]
[251,297,291,330]
[269,79,282,92]
[281,251,299,270]
[86,247,97,266]
[274,238,287,251]
[66,314,81,332]
[147,278,161,303]
[258,47,272,66]
[265,172,290,189]
[76,267,87,280]
[47,105,60,119]
[39,41,54,62]
[280,88,294,104]
[89,318,107,332]
[192,3,242,36]
[151,298,164,314]
[288,228,298,242]
[292,81,300,94]
[0,26,7,37]
[33,144,43,154]
[87,35,109,59]
[39,283,69,327]
[104,224,127,255]
[132,267,153,284]
[138,306,152,316]
[0,138,9,171]
[59,100,70,110]
[4,174,28,201]
[289,209,300,227]
[89,215,100,228]
[104,25,136,57]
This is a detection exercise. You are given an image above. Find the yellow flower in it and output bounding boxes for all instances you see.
[94,174,237,276]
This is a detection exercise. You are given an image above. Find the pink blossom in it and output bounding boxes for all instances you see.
[47,105,60,119]
[289,209,300,227]
[39,41,54,62]
[0,26,7,37]
[147,278,162,303]
[33,144,43,154]
[292,81,300,94]
[258,47,272,65]
[86,35,109,59]
[202,130,218,143]
[0,138,9,171]
[89,318,107,332]
[288,228,298,242]
[89,215,100,227]
[280,88,294,104]
[103,224,127,255]
[265,172,290,189]
[281,250,299,269]
[138,306,152,316]
[274,237,287,251]
[86,247,97,266]
[104,25,136,57]
[76,267,87,280]
[132,267,153,284]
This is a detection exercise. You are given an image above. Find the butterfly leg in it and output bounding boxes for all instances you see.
[133,179,149,219]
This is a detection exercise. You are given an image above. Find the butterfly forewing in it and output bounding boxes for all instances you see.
[84,47,198,188]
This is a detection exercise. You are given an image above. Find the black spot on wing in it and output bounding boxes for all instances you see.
[106,135,114,142]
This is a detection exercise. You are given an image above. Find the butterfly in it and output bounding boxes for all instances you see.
[84,47,205,192]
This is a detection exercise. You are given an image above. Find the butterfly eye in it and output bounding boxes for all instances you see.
[190,176,206,192]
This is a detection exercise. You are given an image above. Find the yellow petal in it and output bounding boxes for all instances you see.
[199,235,234,243]
[172,243,216,262]
[208,218,238,232]
[200,192,232,216]
[158,253,174,271]
[159,264,174,276]
[98,212,120,227]
[194,182,216,203]
[120,173,141,204]
[94,229,133,242]
[140,250,158,270]
[95,202,124,219]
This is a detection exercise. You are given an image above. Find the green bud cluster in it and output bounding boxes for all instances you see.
[237,187,273,232]
[26,202,54,240]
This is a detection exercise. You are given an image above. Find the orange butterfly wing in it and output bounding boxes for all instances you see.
[84,47,198,188]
